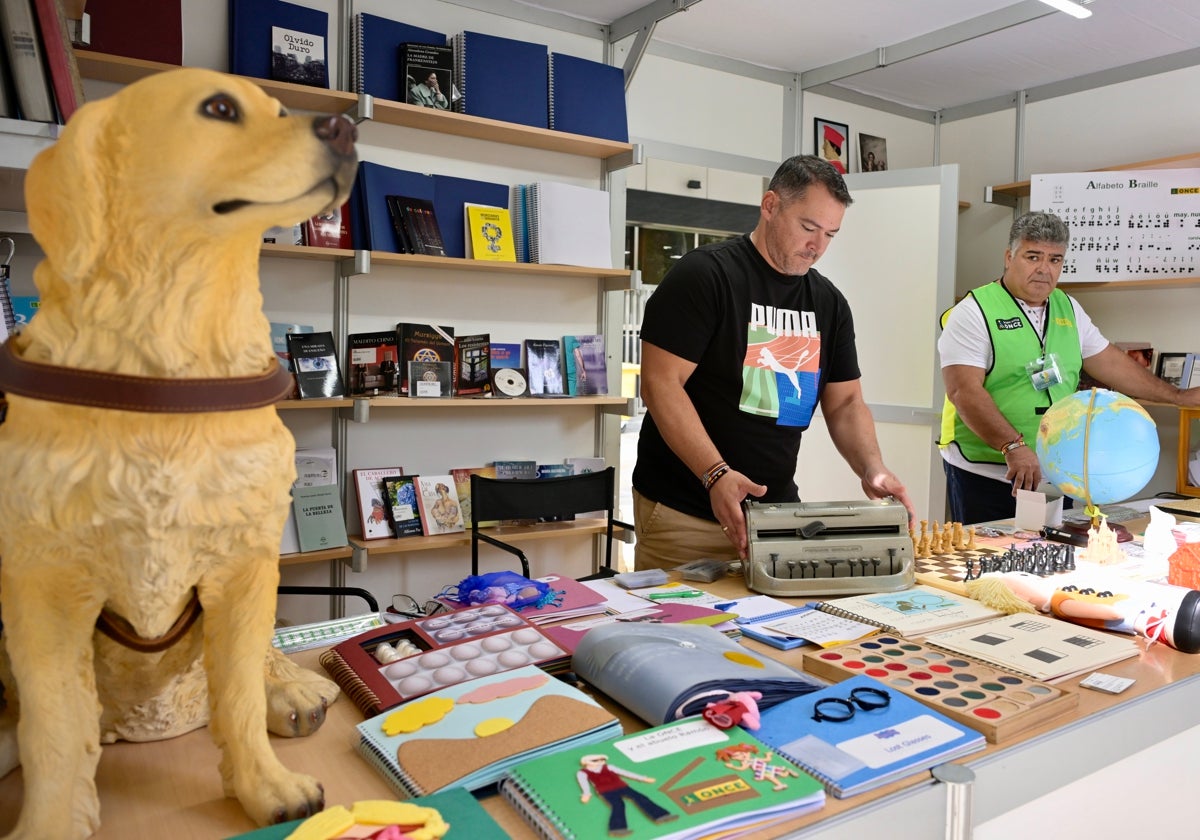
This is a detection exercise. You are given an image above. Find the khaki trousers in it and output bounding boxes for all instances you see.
[632,488,740,571]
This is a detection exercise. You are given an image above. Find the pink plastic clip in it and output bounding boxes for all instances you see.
[702,691,762,730]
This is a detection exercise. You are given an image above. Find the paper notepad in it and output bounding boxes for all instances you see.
[814,584,1006,638]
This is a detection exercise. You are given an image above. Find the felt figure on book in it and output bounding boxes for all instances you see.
[702,691,762,730]
[966,571,1200,653]
[0,68,358,836]
[715,743,800,792]
[577,754,679,835]
[442,571,561,612]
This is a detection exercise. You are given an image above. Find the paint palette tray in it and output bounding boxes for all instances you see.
[320,604,570,717]
[802,635,1078,743]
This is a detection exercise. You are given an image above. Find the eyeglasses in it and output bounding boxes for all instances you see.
[811,686,891,723]
[390,594,448,619]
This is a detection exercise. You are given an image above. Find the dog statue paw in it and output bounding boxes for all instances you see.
[0,67,357,838]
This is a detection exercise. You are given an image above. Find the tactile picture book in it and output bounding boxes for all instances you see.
[501,716,825,840]
[542,601,740,654]
[355,665,622,797]
[813,584,1006,638]
[319,604,570,716]
[921,613,1141,683]
[439,574,609,625]
[753,674,987,798]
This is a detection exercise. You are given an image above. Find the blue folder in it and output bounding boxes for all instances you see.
[354,162,509,258]
[228,0,328,81]
[455,31,548,128]
[353,13,446,102]
[548,53,628,142]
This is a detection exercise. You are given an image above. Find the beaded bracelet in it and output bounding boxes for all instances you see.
[1000,435,1026,455]
[701,460,730,492]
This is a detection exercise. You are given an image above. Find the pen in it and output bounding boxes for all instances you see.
[647,591,703,600]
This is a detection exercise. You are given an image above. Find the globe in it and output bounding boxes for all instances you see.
[1036,388,1159,505]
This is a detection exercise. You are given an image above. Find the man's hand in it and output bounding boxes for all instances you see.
[1004,444,1041,493]
[861,469,917,523]
[709,470,766,558]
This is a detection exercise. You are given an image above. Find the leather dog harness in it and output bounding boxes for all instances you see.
[0,339,295,651]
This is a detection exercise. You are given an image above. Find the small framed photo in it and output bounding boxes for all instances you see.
[814,118,850,175]
[1156,352,1189,387]
[858,132,888,172]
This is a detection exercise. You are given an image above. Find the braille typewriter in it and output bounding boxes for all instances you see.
[742,498,914,596]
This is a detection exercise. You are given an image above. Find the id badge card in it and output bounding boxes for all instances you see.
[1025,353,1063,392]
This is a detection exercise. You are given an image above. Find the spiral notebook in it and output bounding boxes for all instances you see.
[502,717,825,840]
[720,598,879,651]
[452,30,548,127]
[351,13,445,102]
[754,674,986,798]
[813,584,1005,639]
[547,52,628,142]
[355,665,621,797]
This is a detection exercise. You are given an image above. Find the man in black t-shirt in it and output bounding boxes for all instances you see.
[631,155,915,570]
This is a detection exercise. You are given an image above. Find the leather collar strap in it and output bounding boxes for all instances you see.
[96,590,202,653]
[0,340,294,412]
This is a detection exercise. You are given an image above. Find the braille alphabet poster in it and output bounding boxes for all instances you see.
[1030,169,1200,283]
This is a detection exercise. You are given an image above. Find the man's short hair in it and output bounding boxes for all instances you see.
[767,154,853,207]
[1008,211,1069,252]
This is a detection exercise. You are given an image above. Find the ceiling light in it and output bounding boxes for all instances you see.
[1036,0,1092,19]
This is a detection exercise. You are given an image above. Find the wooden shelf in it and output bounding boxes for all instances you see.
[1062,276,1200,291]
[349,520,632,556]
[985,151,1200,205]
[279,545,354,567]
[275,394,633,414]
[74,51,635,162]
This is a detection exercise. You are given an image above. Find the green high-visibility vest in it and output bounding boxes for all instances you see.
[939,282,1081,463]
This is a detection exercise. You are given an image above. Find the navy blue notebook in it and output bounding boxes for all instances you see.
[354,162,509,257]
[453,31,548,128]
[754,674,985,798]
[548,52,628,142]
[353,13,445,102]
[228,0,327,81]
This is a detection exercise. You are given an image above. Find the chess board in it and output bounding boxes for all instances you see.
[913,547,1005,595]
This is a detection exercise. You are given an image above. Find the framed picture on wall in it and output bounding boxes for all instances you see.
[814,118,850,175]
[1156,352,1188,387]
[858,132,888,172]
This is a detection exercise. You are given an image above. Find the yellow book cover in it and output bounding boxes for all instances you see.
[465,204,517,261]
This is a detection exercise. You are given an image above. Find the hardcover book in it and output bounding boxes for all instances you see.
[465,204,517,261]
[752,674,986,798]
[386,194,446,257]
[356,665,621,797]
[280,446,336,555]
[563,333,608,396]
[502,717,825,840]
[318,605,570,716]
[285,330,346,399]
[382,476,423,538]
[352,467,404,540]
[0,0,55,122]
[32,0,85,123]
[414,474,466,535]
[396,322,455,395]
[302,200,352,249]
[524,337,564,396]
[269,24,328,88]
[292,483,349,553]
[453,333,491,396]
[449,465,496,528]
[408,360,452,398]
[347,330,400,396]
[400,41,454,111]
[813,584,1006,639]
[491,459,538,481]
[228,0,326,82]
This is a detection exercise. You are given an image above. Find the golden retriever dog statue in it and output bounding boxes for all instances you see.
[0,68,357,838]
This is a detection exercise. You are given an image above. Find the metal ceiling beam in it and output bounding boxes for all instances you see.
[800,0,1056,89]
[610,0,704,86]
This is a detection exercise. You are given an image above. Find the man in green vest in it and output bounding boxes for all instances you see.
[938,211,1199,524]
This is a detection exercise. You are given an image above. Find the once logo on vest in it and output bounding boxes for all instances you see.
[995,317,1023,330]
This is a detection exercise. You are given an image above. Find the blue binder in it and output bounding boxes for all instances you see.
[353,13,446,102]
[228,0,328,81]
[454,31,548,128]
[354,163,509,258]
[548,52,628,142]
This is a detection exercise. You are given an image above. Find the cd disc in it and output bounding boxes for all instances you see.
[493,368,527,397]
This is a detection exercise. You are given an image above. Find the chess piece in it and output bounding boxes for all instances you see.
[966,526,978,551]
[929,522,944,556]
[953,522,966,550]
